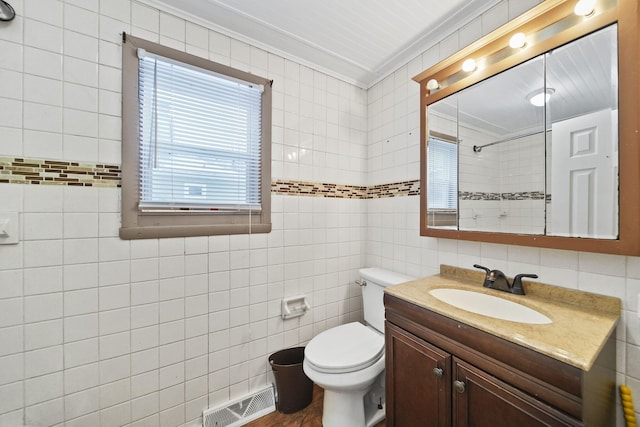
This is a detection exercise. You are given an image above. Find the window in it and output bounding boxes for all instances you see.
[120,34,272,239]
[427,136,457,210]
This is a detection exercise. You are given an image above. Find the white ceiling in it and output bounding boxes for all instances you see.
[147,0,502,88]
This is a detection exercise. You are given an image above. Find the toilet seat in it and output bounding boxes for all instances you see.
[305,322,384,374]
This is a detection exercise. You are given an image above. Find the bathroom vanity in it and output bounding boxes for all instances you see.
[383,267,620,426]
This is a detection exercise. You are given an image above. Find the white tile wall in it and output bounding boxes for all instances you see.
[1,0,639,426]
[0,1,366,426]
[366,1,638,426]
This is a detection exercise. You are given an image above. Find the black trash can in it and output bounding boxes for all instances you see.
[269,347,314,413]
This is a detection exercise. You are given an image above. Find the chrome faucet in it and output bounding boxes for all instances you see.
[473,264,538,295]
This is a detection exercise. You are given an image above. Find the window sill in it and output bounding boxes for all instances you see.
[119,222,272,239]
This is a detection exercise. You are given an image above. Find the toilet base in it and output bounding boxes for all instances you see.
[365,407,385,427]
[320,372,385,427]
[364,372,386,427]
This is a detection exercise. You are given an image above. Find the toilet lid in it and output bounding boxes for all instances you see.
[305,322,384,374]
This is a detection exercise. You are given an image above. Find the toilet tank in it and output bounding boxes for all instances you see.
[359,268,414,333]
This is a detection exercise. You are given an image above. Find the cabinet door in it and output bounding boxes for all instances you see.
[452,358,581,427]
[386,322,451,427]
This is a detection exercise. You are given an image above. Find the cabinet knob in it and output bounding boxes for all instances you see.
[433,367,444,378]
[454,380,466,393]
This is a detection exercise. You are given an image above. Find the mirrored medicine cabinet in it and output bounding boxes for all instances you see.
[414,0,640,255]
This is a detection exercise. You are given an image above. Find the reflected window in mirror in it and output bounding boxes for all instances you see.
[427,133,458,228]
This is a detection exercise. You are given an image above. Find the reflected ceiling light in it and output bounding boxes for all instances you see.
[426,79,440,91]
[462,58,476,72]
[528,88,555,107]
[0,1,15,21]
[509,33,526,49]
[574,0,596,16]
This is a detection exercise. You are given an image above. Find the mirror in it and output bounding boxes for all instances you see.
[416,0,640,255]
[428,25,618,238]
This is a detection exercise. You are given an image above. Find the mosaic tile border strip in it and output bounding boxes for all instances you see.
[272,179,420,199]
[271,180,366,198]
[0,157,121,187]
[0,156,420,199]
[460,191,547,201]
[364,180,420,198]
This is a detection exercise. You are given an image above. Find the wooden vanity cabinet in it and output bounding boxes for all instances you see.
[386,322,451,426]
[451,358,580,426]
[384,294,616,427]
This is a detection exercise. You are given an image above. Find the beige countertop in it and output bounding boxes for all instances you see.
[384,265,621,371]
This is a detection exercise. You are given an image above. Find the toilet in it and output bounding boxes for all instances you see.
[303,268,414,427]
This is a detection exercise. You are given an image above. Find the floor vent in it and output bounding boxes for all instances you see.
[203,384,276,427]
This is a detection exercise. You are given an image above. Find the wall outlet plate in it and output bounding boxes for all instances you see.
[0,212,19,244]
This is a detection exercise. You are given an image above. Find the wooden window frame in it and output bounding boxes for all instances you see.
[120,34,272,239]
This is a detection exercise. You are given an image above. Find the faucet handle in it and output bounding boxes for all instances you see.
[473,264,491,274]
[473,264,493,288]
[511,273,538,295]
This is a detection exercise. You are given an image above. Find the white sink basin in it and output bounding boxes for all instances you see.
[429,288,552,324]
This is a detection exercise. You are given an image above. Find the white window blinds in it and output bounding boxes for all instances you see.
[427,137,457,210]
[138,49,264,212]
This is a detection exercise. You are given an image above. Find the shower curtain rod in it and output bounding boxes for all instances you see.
[472,129,545,153]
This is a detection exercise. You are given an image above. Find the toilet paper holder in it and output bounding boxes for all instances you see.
[281,295,311,319]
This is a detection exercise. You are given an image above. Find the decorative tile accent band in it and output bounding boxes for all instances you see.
[271,179,420,199]
[501,191,546,201]
[365,180,421,198]
[0,156,420,199]
[0,157,121,187]
[271,180,366,198]
[460,191,547,201]
[460,191,501,201]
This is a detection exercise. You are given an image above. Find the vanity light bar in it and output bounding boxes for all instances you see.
[420,0,614,96]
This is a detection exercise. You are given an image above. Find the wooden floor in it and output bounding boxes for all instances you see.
[244,385,386,427]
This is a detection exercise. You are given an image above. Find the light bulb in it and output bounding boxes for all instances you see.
[509,33,526,49]
[462,58,476,72]
[574,0,596,16]
[426,79,440,91]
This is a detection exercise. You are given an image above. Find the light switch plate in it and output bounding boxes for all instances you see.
[0,212,19,244]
